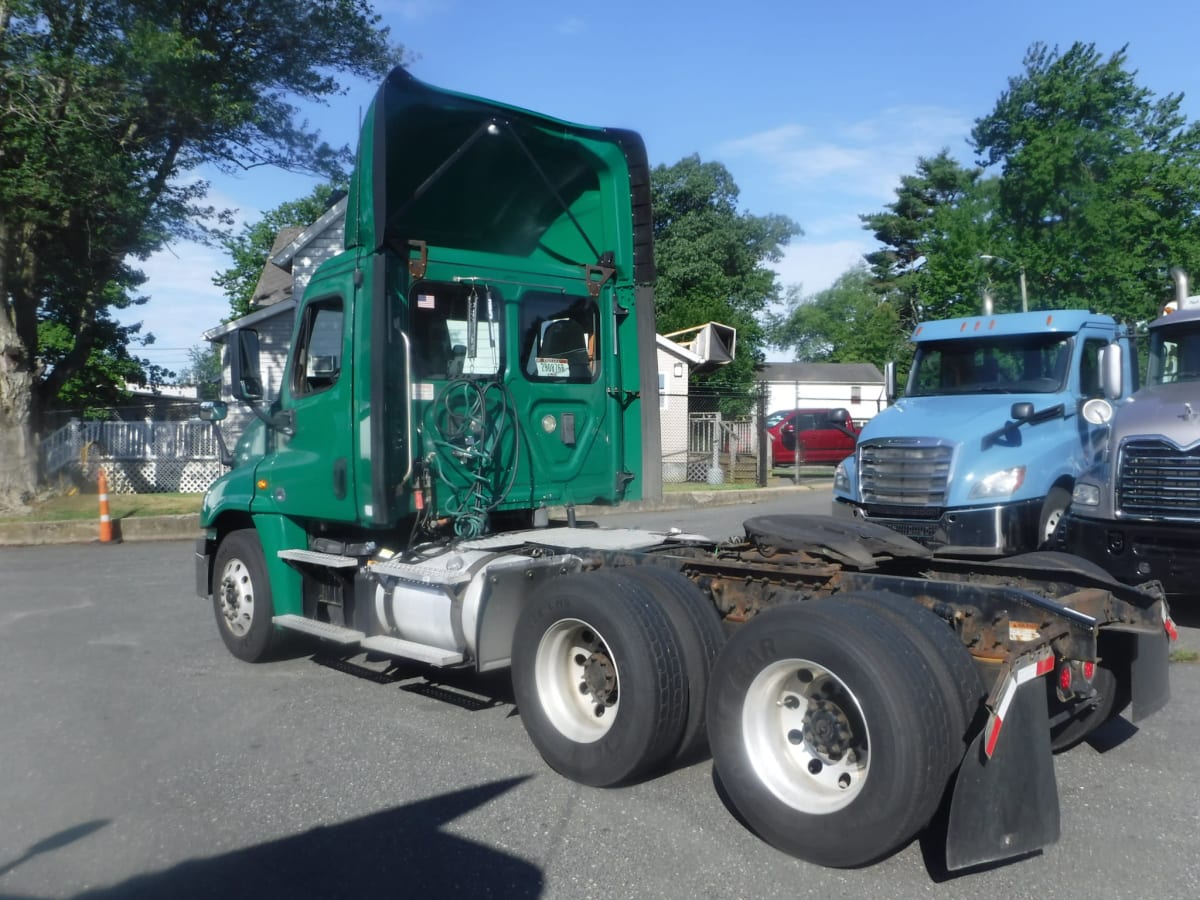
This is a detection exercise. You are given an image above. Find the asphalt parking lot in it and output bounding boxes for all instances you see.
[1,496,1198,899]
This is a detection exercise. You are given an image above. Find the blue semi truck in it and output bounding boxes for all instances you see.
[833,309,1136,555]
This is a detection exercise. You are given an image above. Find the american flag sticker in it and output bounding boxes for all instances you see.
[417,294,436,309]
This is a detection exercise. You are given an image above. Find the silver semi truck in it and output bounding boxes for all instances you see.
[1064,269,1200,602]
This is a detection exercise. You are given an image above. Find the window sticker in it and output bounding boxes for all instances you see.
[536,358,571,377]
[411,382,435,401]
[417,294,436,309]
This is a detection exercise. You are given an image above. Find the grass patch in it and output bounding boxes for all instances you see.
[1170,648,1200,664]
[664,481,762,493]
[0,492,202,523]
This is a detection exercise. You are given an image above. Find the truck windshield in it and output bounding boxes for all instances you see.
[1148,320,1200,385]
[907,334,1072,397]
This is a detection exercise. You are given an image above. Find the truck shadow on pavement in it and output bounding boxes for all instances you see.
[3,778,541,900]
[310,651,517,709]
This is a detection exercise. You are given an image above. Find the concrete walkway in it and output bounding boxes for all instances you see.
[0,479,832,546]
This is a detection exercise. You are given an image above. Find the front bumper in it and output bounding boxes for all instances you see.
[831,497,1043,555]
[1064,513,1200,599]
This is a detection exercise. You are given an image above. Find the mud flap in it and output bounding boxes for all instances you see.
[1131,630,1170,722]
[945,681,1059,871]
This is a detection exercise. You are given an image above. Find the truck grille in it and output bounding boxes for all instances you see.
[858,439,953,508]
[1117,439,1200,519]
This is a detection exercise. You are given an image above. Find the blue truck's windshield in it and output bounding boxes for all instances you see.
[907,334,1072,397]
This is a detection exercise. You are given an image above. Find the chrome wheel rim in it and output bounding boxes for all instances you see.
[217,557,255,638]
[742,658,870,814]
[534,618,620,743]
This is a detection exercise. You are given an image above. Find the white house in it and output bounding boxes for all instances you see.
[203,196,347,439]
[757,361,887,425]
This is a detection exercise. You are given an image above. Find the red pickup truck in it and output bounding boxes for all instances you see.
[767,408,860,465]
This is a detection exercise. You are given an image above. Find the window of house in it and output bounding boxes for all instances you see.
[851,385,862,404]
[292,297,344,396]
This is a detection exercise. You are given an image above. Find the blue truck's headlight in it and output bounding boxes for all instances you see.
[833,460,850,493]
[1072,482,1101,506]
[969,465,1026,498]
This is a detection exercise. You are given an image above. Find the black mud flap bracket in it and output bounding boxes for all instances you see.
[945,679,1060,871]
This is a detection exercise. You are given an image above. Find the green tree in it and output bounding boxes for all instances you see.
[770,266,903,371]
[860,150,991,327]
[971,42,1200,320]
[214,183,347,319]
[0,0,403,508]
[179,343,221,401]
[651,155,801,396]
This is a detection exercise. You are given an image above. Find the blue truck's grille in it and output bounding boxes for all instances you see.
[1117,439,1200,519]
[858,440,953,508]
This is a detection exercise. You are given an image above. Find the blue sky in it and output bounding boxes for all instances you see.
[121,0,1200,373]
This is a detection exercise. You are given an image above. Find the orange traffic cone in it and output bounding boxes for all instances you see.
[98,468,114,543]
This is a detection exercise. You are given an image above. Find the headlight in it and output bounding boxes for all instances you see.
[969,466,1026,498]
[1072,483,1101,506]
[833,460,850,493]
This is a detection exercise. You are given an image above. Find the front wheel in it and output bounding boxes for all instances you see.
[707,599,957,868]
[1038,486,1072,549]
[211,529,277,663]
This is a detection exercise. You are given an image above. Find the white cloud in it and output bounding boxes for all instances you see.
[116,239,234,362]
[771,239,872,294]
[719,105,974,201]
[556,17,586,35]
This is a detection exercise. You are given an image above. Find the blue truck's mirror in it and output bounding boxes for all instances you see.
[198,400,228,423]
[230,329,263,402]
[1099,343,1123,399]
[1010,401,1034,422]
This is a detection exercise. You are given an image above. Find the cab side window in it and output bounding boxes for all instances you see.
[1080,338,1106,399]
[292,297,344,396]
[521,292,599,383]
[408,281,503,380]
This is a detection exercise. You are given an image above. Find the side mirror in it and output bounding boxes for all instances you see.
[1081,398,1114,425]
[1010,402,1034,422]
[1099,343,1123,400]
[198,401,228,423]
[230,329,263,402]
[884,361,897,404]
[827,408,850,425]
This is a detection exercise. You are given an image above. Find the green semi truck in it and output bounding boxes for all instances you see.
[195,67,1175,870]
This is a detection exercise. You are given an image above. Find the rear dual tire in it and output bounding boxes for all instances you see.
[511,570,687,787]
[707,598,971,868]
[511,566,725,786]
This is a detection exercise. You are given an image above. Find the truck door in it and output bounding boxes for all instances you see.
[516,288,622,505]
[1077,336,1111,465]
[258,289,358,524]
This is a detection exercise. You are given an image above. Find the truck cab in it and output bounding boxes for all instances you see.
[198,68,659,557]
[1065,270,1200,598]
[832,309,1134,554]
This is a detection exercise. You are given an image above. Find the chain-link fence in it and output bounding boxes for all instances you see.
[659,388,770,486]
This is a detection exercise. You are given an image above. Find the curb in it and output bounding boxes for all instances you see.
[0,514,201,547]
[0,480,830,547]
